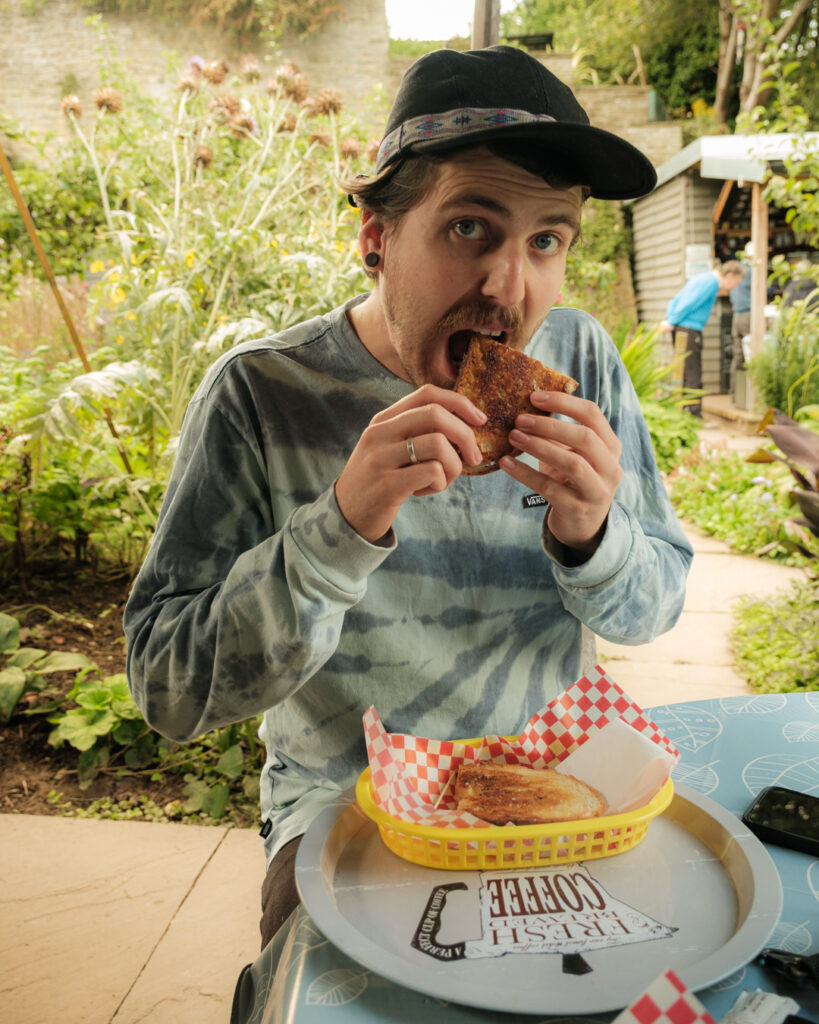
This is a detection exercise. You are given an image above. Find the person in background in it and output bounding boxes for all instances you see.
[661,260,746,416]
[124,45,694,950]
[782,256,819,310]
[729,244,753,396]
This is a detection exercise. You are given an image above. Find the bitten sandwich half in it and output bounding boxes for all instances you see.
[455,762,606,825]
[453,334,578,475]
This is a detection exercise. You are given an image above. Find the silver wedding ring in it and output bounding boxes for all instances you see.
[406,437,419,464]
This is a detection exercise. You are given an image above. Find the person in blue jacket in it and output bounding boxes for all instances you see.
[661,261,745,415]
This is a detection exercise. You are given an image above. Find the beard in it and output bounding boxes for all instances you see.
[381,283,527,389]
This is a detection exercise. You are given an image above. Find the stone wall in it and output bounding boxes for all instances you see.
[1,0,390,142]
[3,1,681,170]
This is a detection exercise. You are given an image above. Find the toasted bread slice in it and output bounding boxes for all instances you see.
[454,762,606,825]
[453,334,578,475]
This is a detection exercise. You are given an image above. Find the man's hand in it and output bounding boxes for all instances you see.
[335,384,487,543]
[499,390,623,559]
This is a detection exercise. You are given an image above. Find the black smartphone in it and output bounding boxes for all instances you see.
[742,785,819,857]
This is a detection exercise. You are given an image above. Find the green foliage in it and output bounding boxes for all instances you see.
[731,579,818,692]
[0,346,161,582]
[748,296,819,416]
[639,400,701,474]
[735,30,819,245]
[501,0,722,115]
[502,0,818,124]
[1,35,373,580]
[560,198,633,332]
[670,446,817,563]
[45,667,263,822]
[0,148,106,294]
[608,320,701,471]
[748,407,819,554]
[0,611,93,720]
[612,321,678,403]
[643,18,720,117]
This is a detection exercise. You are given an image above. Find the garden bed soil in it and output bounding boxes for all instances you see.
[0,573,187,816]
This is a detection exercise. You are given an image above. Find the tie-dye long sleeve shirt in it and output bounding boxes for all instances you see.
[124,297,692,864]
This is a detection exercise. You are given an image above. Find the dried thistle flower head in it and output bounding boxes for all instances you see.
[340,136,361,159]
[308,131,330,148]
[194,144,213,167]
[308,88,343,116]
[95,87,123,115]
[212,94,241,121]
[266,63,309,103]
[202,59,229,85]
[276,112,297,133]
[230,113,258,138]
[178,69,201,93]
[61,94,82,118]
[365,138,380,164]
[239,53,261,82]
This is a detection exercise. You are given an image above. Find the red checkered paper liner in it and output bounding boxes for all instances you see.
[611,968,717,1024]
[362,666,679,828]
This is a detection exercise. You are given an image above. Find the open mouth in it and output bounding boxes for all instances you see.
[448,327,505,374]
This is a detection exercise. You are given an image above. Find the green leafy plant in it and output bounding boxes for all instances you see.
[746,407,819,559]
[731,579,818,693]
[0,345,162,582]
[670,445,812,563]
[608,320,701,471]
[560,198,634,332]
[0,611,93,720]
[748,294,819,416]
[45,667,263,820]
[639,399,701,473]
[47,672,155,786]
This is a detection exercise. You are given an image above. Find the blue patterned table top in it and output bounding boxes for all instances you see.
[237,693,819,1024]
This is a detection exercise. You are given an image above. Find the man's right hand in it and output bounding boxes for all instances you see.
[334,384,487,543]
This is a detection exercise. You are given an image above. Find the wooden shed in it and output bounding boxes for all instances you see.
[631,133,819,401]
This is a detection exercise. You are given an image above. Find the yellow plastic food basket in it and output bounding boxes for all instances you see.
[355,769,674,871]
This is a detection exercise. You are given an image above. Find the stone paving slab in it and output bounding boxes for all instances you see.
[0,815,260,1024]
[112,827,261,1024]
[598,658,751,708]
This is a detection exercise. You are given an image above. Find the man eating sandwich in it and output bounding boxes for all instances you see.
[124,45,693,949]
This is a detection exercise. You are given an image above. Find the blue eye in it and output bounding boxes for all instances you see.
[454,219,485,239]
[533,233,560,253]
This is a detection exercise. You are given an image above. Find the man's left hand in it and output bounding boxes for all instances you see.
[499,390,623,560]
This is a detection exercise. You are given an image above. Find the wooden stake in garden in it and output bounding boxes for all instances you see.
[0,145,133,475]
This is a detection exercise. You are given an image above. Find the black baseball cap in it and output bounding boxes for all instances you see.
[375,45,657,201]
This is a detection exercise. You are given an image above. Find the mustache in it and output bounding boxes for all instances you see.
[437,303,524,334]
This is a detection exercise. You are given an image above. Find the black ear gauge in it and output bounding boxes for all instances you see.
[364,252,380,268]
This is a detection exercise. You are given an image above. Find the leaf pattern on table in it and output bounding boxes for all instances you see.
[708,966,746,991]
[783,721,819,743]
[672,759,720,795]
[305,968,369,1006]
[649,705,723,752]
[741,754,819,796]
[719,695,787,715]
[806,693,819,714]
[808,861,819,903]
[770,920,813,953]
